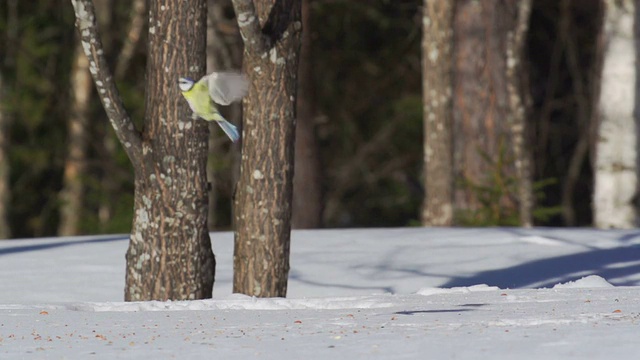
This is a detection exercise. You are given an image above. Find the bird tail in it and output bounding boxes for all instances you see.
[215,116,240,143]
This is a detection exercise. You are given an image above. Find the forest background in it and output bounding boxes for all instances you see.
[0,0,631,239]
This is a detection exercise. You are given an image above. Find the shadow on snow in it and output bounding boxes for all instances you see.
[0,236,128,257]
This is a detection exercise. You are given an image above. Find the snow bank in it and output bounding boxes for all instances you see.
[66,295,395,312]
[553,275,615,289]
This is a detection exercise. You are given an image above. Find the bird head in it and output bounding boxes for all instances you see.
[178,77,195,91]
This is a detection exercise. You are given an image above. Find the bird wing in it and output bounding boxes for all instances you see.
[203,72,249,105]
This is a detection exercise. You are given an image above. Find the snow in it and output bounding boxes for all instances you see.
[2,227,640,359]
[552,275,615,289]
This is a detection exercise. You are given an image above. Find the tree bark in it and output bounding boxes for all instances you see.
[421,0,454,226]
[292,0,323,229]
[505,0,533,227]
[452,0,533,225]
[71,0,215,301]
[231,0,302,297]
[593,0,639,228]
[58,43,92,236]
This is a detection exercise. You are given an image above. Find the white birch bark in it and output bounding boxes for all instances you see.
[594,0,638,228]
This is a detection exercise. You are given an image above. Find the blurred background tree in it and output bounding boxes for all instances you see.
[0,0,627,239]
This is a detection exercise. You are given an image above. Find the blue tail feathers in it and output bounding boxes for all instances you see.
[217,119,240,143]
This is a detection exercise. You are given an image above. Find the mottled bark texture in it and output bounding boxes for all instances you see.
[421,0,454,226]
[292,0,323,229]
[594,0,639,228]
[231,0,302,297]
[71,0,215,301]
[452,0,533,225]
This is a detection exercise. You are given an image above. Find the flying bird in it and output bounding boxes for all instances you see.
[178,72,248,142]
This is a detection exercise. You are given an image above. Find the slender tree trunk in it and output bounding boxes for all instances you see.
[58,43,92,236]
[0,0,18,239]
[292,0,323,229]
[0,72,10,240]
[421,0,454,226]
[452,0,533,225]
[114,0,145,80]
[98,0,145,229]
[71,0,215,301]
[206,0,243,230]
[594,0,639,228]
[506,0,533,227]
[0,0,16,239]
[231,0,302,297]
[206,0,221,230]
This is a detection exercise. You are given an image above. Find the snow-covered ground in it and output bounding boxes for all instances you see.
[1,228,640,359]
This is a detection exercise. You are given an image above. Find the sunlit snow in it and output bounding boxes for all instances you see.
[1,228,640,359]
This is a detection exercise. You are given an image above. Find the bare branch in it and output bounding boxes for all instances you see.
[70,0,142,163]
[231,0,268,54]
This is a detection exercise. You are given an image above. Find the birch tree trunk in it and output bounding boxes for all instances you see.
[71,0,215,301]
[58,43,92,236]
[292,0,323,229]
[506,0,533,227]
[231,0,302,297]
[452,0,533,226]
[421,0,454,226]
[594,0,639,229]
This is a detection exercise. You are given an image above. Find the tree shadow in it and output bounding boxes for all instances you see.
[0,236,128,257]
[441,244,640,289]
[288,269,395,293]
[288,229,640,293]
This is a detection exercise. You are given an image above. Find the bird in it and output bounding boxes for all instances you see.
[178,72,248,142]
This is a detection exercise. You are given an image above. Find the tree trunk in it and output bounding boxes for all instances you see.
[452,0,533,226]
[506,0,533,227]
[124,0,214,301]
[206,0,244,230]
[421,0,454,226]
[231,0,302,297]
[0,72,10,240]
[71,0,215,301]
[0,0,18,239]
[593,0,639,228]
[292,0,323,229]
[58,43,92,236]
[98,0,144,230]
